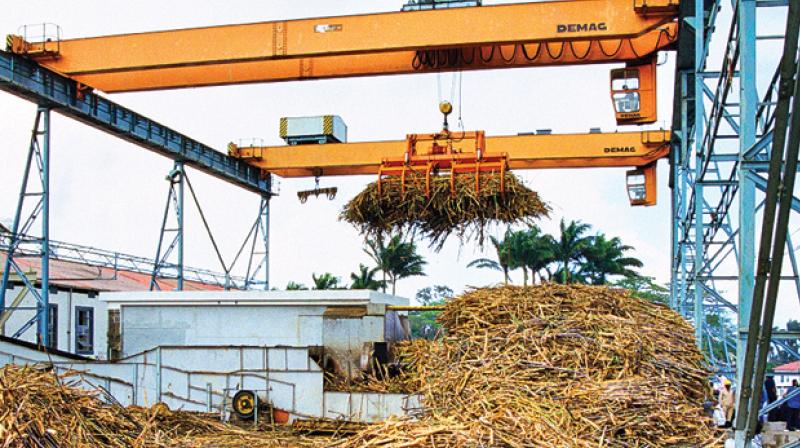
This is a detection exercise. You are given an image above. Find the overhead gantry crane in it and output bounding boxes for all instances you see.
[230,110,670,206]
[2,0,683,205]
[5,0,680,207]
[1,0,681,347]
[7,0,678,125]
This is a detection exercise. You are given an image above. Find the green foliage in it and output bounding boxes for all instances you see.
[364,234,427,295]
[467,230,513,284]
[467,226,555,286]
[467,220,642,286]
[285,281,308,290]
[551,219,593,284]
[416,285,453,306]
[703,308,736,365]
[409,285,452,339]
[312,272,342,290]
[581,233,643,284]
[349,264,386,291]
[613,276,668,305]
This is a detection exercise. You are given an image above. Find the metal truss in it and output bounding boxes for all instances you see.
[0,49,269,195]
[0,107,51,346]
[151,164,272,291]
[242,194,270,290]
[671,0,798,444]
[0,111,271,345]
[0,46,277,344]
[151,162,186,290]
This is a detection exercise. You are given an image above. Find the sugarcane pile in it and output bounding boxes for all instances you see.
[0,364,326,447]
[335,284,724,448]
[341,172,549,249]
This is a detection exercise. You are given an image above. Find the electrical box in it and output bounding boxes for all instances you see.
[279,115,347,145]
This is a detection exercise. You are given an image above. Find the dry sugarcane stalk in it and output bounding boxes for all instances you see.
[0,285,725,447]
[0,365,331,447]
[341,172,549,250]
[337,285,725,448]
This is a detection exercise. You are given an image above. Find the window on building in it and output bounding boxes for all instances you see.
[47,304,58,349]
[107,309,121,360]
[75,307,94,355]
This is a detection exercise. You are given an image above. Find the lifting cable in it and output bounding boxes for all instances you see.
[411,25,677,70]
[435,69,466,140]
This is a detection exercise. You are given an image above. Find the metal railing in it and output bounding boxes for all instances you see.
[0,230,250,289]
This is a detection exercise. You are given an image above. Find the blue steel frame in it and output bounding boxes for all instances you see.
[149,166,272,292]
[151,162,186,291]
[671,0,797,444]
[0,49,274,343]
[0,107,51,346]
[244,195,271,290]
[0,50,270,195]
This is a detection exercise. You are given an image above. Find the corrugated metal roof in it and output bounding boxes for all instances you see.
[0,252,224,292]
[775,361,800,373]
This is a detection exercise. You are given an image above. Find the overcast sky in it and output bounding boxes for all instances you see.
[1,1,797,326]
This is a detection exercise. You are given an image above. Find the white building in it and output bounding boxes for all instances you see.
[1,250,225,359]
[775,361,800,396]
[0,289,417,422]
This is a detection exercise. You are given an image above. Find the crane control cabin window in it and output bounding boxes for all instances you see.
[611,69,641,113]
[75,306,94,355]
[627,171,647,202]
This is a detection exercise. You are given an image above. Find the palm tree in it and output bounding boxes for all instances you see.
[581,233,643,284]
[364,235,427,295]
[312,272,341,290]
[518,226,555,285]
[467,229,514,284]
[507,230,533,286]
[549,219,592,284]
[286,281,308,290]
[350,264,386,291]
[365,235,391,293]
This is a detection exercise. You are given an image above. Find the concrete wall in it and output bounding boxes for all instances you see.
[1,284,107,359]
[323,392,422,422]
[0,340,418,422]
[107,290,410,361]
[120,305,326,357]
[0,340,325,416]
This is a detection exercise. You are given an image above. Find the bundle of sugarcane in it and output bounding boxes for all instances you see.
[341,172,549,249]
[336,285,724,448]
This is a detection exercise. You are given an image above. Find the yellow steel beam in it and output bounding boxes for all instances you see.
[8,0,678,92]
[63,25,676,92]
[229,130,671,178]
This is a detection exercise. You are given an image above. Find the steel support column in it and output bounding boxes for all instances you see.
[38,108,50,345]
[150,161,185,290]
[177,162,185,291]
[736,0,757,390]
[734,0,800,442]
[693,0,707,347]
[0,107,52,347]
[244,194,270,290]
